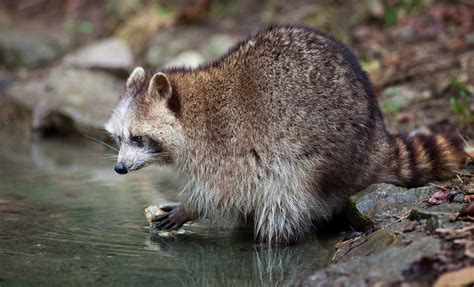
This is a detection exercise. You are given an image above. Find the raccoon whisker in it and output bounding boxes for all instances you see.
[150,152,173,157]
[96,156,118,159]
[83,134,119,152]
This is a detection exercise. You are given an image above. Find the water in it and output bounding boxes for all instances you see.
[0,136,341,286]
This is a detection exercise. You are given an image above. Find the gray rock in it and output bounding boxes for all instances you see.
[145,29,197,68]
[331,229,402,264]
[298,237,441,287]
[0,26,72,69]
[164,50,204,69]
[145,28,238,68]
[203,34,237,59]
[63,38,133,72]
[346,183,436,230]
[4,67,121,138]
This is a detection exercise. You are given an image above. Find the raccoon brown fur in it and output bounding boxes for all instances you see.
[105,25,469,245]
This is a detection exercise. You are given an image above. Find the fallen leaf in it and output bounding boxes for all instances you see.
[428,190,450,205]
[465,241,474,259]
[449,212,459,222]
[396,112,414,123]
[459,202,474,216]
[434,266,474,287]
[464,194,474,202]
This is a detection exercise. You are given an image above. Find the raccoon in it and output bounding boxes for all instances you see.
[105,25,469,245]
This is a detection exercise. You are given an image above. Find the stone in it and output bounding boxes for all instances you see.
[298,237,441,287]
[164,50,204,69]
[3,67,122,139]
[203,34,237,59]
[331,229,402,264]
[145,29,198,68]
[367,0,385,20]
[346,183,436,230]
[0,25,72,69]
[63,38,133,73]
[145,27,239,68]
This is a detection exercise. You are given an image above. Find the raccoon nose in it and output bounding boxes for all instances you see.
[114,162,128,175]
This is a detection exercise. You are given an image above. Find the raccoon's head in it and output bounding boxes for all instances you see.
[105,67,185,175]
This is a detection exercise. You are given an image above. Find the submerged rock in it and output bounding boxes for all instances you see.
[145,205,185,238]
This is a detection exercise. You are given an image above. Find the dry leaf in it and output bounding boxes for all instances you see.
[434,267,474,287]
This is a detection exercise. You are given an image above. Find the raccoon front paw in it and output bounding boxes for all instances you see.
[150,204,190,230]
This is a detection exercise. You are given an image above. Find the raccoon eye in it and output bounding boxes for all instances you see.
[150,140,163,154]
[131,135,144,147]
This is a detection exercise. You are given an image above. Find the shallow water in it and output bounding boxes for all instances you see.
[0,136,340,286]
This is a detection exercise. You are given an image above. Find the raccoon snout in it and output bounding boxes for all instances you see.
[114,162,128,175]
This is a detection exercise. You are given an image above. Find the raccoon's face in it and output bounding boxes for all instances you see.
[105,67,185,175]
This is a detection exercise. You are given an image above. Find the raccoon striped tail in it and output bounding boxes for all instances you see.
[389,132,470,187]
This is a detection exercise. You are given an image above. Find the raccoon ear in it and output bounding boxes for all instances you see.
[148,72,171,100]
[126,67,146,88]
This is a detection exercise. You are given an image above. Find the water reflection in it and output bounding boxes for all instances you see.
[0,135,340,286]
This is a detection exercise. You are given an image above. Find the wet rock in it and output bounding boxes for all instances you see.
[345,183,436,230]
[298,237,441,287]
[3,67,121,138]
[164,50,204,68]
[331,229,402,264]
[0,26,72,69]
[63,38,133,73]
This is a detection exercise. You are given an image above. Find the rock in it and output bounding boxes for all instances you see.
[203,34,237,59]
[63,38,133,73]
[0,26,72,69]
[145,29,192,68]
[164,50,204,68]
[331,229,402,264]
[145,28,239,68]
[3,67,122,139]
[367,0,385,20]
[298,237,441,287]
[144,205,185,238]
[346,183,436,230]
